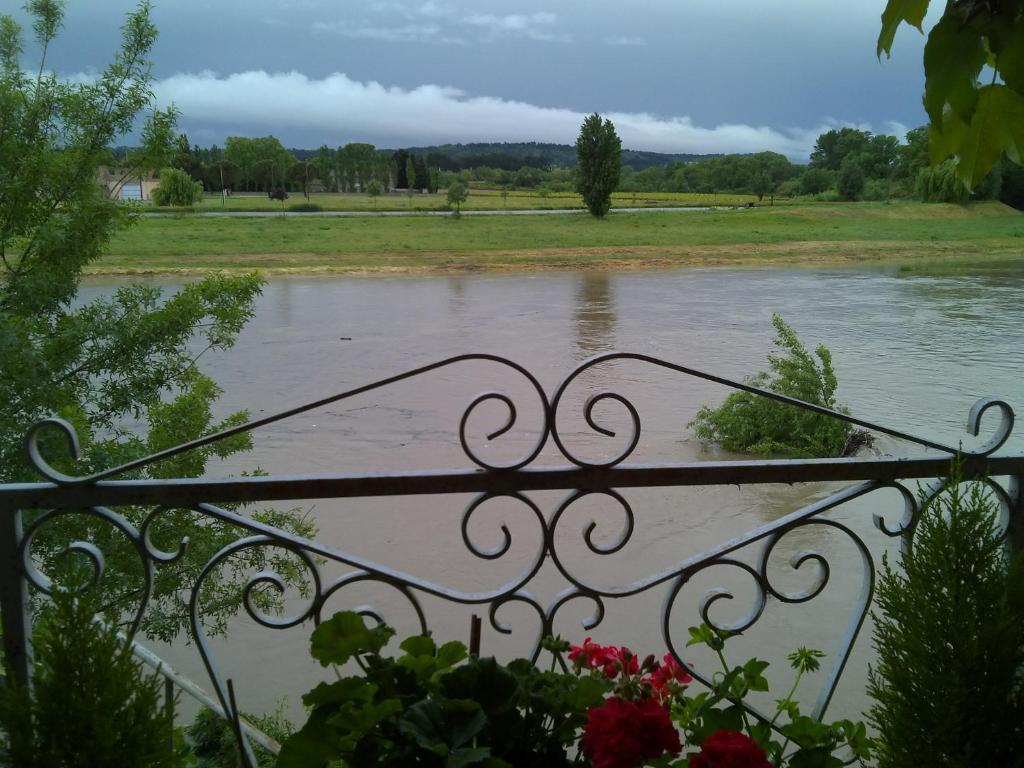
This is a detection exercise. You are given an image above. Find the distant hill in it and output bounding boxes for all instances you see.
[399,142,716,171]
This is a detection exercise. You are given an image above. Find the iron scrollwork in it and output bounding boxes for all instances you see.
[8,353,1022,767]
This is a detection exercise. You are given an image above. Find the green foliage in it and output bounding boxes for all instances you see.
[187,705,292,767]
[222,135,294,192]
[366,178,382,203]
[280,613,873,768]
[288,202,323,212]
[446,179,469,215]
[278,612,611,768]
[152,166,204,206]
[837,157,866,201]
[916,159,970,203]
[879,0,1024,187]
[0,1,313,643]
[799,168,833,195]
[0,591,182,767]
[689,314,856,458]
[680,626,873,767]
[868,467,1024,767]
[575,113,621,217]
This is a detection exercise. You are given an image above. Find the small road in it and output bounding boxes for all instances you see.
[141,205,739,219]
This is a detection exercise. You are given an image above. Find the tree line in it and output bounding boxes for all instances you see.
[142,125,1023,209]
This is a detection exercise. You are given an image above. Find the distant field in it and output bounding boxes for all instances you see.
[99,201,1023,274]
[151,189,763,213]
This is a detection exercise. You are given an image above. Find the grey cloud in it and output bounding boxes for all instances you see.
[152,69,878,158]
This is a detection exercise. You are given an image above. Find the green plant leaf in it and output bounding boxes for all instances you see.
[437,641,469,669]
[995,16,1024,92]
[301,677,374,709]
[310,611,395,667]
[441,658,520,717]
[878,0,930,57]
[276,710,339,768]
[923,14,986,123]
[400,635,437,658]
[956,84,1024,186]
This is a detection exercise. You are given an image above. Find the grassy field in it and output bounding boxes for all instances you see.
[152,189,763,213]
[98,201,1024,274]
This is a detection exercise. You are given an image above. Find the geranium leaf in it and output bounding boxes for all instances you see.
[310,611,395,667]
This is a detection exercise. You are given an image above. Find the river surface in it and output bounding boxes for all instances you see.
[80,265,1024,727]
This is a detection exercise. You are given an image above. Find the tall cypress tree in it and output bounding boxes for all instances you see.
[575,113,621,217]
[868,468,1024,767]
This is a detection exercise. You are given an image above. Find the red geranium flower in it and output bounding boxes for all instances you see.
[689,729,771,768]
[569,637,616,671]
[583,696,681,768]
[644,653,693,700]
[602,646,640,679]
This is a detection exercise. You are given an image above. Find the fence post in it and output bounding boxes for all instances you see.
[1009,475,1023,552]
[0,509,31,687]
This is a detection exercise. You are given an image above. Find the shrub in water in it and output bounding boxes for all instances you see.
[868,466,1024,767]
[690,314,861,458]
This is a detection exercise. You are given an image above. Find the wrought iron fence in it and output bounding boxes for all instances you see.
[0,353,1020,767]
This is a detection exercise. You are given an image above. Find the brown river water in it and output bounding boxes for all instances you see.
[79,265,1024,726]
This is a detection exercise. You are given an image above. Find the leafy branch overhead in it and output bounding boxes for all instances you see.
[879,0,1024,187]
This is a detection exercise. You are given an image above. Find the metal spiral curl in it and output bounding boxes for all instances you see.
[462,492,541,561]
[965,396,1015,456]
[20,506,153,638]
[547,489,638,594]
[759,528,832,605]
[871,482,919,538]
[139,507,191,564]
[25,418,87,486]
[317,572,427,636]
[550,363,643,468]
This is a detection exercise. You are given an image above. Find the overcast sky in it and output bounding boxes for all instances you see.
[10,0,940,159]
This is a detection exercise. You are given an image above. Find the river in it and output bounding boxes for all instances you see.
[79,265,1024,727]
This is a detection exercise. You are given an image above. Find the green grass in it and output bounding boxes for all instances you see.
[98,201,1024,274]
[149,188,762,214]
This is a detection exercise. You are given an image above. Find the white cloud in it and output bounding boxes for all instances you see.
[604,36,646,46]
[315,7,568,44]
[151,70,885,159]
[311,21,444,43]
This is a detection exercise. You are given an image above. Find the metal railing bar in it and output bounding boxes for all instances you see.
[130,638,281,755]
[2,454,1021,510]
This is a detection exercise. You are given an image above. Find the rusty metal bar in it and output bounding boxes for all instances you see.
[2,454,1022,510]
[0,509,30,688]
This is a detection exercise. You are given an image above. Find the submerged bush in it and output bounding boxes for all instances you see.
[690,314,861,458]
[868,467,1024,767]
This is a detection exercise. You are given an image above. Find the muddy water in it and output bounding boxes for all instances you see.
[81,266,1024,725]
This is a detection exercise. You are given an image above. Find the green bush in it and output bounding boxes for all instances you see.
[188,705,291,767]
[0,591,183,768]
[799,167,833,195]
[689,314,858,458]
[863,178,892,201]
[837,157,866,201]
[152,167,203,206]
[868,467,1024,767]
[916,160,970,203]
[288,202,322,212]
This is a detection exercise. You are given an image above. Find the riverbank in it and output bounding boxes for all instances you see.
[96,201,1024,275]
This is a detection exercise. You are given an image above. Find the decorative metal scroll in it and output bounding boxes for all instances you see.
[6,353,1022,768]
